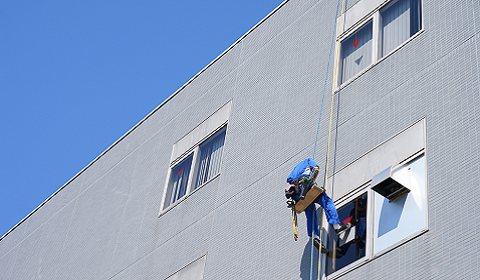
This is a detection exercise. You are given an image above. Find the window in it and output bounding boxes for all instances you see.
[164,154,194,209]
[341,21,373,83]
[162,126,227,211]
[373,155,427,254]
[165,255,207,280]
[161,101,231,213]
[193,127,226,190]
[338,0,422,84]
[325,153,427,277]
[326,193,368,275]
[380,0,422,57]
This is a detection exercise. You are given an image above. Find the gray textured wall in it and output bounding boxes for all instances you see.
[1,0,479,279]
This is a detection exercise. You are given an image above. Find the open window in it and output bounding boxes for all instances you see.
[325,153,427,277]
[371,165,410,202]
[326,193,368,275]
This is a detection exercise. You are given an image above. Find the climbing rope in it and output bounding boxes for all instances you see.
[309,0,346,279]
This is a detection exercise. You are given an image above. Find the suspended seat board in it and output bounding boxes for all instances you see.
[294,185,324,214]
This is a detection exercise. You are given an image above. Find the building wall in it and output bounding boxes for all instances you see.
[1,0,479,279]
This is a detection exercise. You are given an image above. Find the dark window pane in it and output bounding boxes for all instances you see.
[410,0,422,36]
[326,193,368,275]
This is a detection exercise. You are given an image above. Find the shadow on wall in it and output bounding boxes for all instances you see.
[300,239,319,280]
[299,206,327,279]
[377,195,407,237]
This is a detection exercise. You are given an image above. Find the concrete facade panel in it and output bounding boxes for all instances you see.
[0,246,17,280]
[116,215,213,280]
[238,0,321,63]
[22,176,83,237]
[329,119,425,200]
[2,0,480,279]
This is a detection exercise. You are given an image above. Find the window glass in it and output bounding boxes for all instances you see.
[381,0,422,56]
[326,193,368,275]
[164,154,193,209]
[340,21,373,83]
[373,155,427,254]
[194,127,226,190]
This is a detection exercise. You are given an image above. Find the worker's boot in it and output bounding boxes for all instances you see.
[334,223,352,235]
[327,247,344,258]
[314,237,328,253]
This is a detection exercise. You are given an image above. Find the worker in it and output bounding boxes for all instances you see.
[285,158,350,251]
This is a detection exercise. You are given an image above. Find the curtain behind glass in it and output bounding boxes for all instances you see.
[164,154,193,209]
[381,0,421,57]
[194,128,226,189]
[341,21,373,83]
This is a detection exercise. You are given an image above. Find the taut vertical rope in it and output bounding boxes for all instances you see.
[309,0,346,279]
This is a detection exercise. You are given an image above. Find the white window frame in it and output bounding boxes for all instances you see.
[192,126,227,190]
[324,151,428,279]
[323,184,374,278]
[159,101,231,216]
[160,125,227,214]
[338,19,375,84]
[336,0,424,87]
[161,151,198,212]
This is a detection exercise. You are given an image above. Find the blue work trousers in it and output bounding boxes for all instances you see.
[305,192,341,237]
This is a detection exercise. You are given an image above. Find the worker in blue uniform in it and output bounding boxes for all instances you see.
[285,158,350,251]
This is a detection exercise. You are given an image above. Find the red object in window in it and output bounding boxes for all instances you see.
[343,216,353,225]
[353,38,361,48]
[178,169,184,177]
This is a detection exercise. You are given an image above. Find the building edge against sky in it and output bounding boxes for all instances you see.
[1,0,480,279]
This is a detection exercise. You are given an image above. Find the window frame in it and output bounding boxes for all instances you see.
[160,125,227,214]
[336,0,424,87]
[339,20,374,84]
[162,152,197,210]
[372,152,429,257]
[324,152,427,279]
[325,188,373,276]
[192,126,227,191]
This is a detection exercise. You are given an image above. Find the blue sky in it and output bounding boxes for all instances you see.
[0,0,285,237]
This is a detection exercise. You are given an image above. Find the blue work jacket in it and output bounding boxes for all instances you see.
[286,158,319,184]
